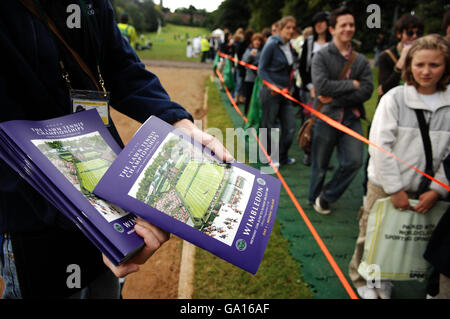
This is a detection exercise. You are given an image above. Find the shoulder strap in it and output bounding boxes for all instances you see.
[414,109,434,175]
[338,50,358,80]
[19,0,101,91]
[313,51,358,116]
[384,49,398,65]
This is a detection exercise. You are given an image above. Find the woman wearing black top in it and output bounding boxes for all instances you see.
[298,11,332,166]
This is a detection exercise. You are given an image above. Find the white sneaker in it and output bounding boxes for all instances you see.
[271,161,280,169]
[313,196,331,215]
[357,285,378,299]
[376,281,393,299]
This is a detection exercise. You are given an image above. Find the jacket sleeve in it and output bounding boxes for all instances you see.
[99,1,193,125]
[257,41,278,87]
[331,58,374,107]
[368,93,404,194]
[311,50,357,97]
[378,51,401,96]
[430,149,450,198]
[242,47,253,64]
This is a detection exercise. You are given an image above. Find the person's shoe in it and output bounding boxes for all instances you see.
[303,153,311,166]
[313,195,331,215]
[271,160,280,169]
[357,285,378,299]
[375,281,393,299]
[286,157,296,165]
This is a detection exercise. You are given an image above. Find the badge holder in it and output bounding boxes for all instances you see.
[59,61,111,127]
[70,89,111,126]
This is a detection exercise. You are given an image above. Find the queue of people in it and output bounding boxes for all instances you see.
[0,0,449,301]
[0,0,233,300]
[215,8,450,299]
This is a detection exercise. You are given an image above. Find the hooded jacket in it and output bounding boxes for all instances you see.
[368,84,450,198]
[257,35,297,89]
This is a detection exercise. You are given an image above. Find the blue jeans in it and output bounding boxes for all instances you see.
[0,233,120,299]
[0,234,22,299]
[234,71,243,99]
[308,118,363,204]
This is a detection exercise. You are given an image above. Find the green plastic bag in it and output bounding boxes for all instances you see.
[222,58,235,92]
[358,197,448,281]
[244,76,262,131]
[213,52,220,74]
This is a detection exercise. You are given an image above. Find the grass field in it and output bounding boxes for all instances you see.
[136,24,210,61]
[76,159,109,193]
[176,162,224,220]
[193,76,313,299]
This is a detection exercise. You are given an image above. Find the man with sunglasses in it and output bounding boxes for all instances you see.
[377,13,424,99]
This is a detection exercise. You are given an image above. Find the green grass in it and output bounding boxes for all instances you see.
[76,159,109,193]
[136,24,210,61]
[176,162,224,219]
[192,76,313,299]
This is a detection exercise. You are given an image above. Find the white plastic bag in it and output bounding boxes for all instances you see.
[358,197,448,281]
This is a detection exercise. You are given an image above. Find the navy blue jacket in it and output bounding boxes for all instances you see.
[0,0,193,233]
[257,35,297,89]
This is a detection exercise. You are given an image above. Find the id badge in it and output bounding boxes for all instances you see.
[71,90,110,126]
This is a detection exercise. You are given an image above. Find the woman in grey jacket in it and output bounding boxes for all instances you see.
[242,33,263,116]
[258,16,298,168]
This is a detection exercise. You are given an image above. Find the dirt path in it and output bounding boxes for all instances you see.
[114,64,212,299]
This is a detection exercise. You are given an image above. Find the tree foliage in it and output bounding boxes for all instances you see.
[204,0,251,31]
[206,0,447,52]
[110,0,164,32]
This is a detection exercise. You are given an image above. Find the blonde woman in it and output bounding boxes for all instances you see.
[349,34,450,299]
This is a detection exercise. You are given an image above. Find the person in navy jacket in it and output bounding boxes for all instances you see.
[0,0,231,299]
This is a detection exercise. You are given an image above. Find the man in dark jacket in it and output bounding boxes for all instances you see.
[309,8,373,215]
[0,0,231,299]
[424,153,450,299]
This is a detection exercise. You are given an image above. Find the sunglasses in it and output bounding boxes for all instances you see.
[406,30,422,38]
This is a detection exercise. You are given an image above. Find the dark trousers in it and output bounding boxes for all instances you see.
[259,85,296,164]
[242,81,255,116]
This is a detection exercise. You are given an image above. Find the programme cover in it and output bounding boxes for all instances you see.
[0,110,144,265]
[94,115,281,274]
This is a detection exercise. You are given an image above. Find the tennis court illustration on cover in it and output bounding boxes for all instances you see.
[128,132,255,246]
[32,132,129,223]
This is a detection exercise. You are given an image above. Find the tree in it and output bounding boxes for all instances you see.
[248,0,285,31]
[110,0,163,32]
[206,0,251,32]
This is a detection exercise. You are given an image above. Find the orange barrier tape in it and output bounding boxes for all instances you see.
[262,80,450,192]
[219,52,258,70]
[217,51,450,192]
[215,68,359,300]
